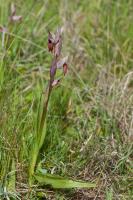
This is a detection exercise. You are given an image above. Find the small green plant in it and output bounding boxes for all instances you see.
[29,28,96,189]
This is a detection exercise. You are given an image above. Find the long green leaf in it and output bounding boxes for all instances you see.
[34,173,96,189]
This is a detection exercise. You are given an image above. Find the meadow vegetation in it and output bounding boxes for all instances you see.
[0,0,133,199]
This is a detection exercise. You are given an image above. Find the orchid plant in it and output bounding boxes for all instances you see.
[29,28,95,189]
[0,3,22,51]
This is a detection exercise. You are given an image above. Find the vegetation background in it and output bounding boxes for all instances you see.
[0,0,133,199]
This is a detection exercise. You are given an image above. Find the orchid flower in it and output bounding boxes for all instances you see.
[48,28,68,87]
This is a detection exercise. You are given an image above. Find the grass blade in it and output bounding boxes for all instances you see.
[8,158,16,192]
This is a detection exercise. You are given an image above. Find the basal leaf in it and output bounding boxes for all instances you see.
[34,173,96,189]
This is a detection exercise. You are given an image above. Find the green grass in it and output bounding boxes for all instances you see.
[0,0,133,199]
